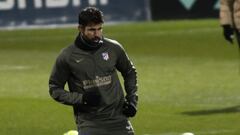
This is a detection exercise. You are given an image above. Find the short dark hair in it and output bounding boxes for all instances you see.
[78,7,104,26]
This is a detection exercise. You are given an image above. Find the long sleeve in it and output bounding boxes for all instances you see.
[220,0,235,26]
[49,49,83,106]
[116,45,138,106]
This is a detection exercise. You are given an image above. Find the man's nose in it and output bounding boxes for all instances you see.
[94,30,101,36]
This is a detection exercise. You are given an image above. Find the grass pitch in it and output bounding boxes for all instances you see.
[0,19,240,135]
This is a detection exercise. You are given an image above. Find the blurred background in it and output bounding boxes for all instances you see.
[0,0,219,28]
[1,0,240,135]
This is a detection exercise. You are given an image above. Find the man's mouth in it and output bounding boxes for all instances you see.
[92,37,101,43]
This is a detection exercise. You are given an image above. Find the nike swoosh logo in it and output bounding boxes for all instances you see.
[75,58,84,63]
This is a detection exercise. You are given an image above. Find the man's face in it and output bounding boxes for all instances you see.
[79,23,103,43]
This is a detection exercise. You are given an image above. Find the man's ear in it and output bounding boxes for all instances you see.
[78,25,84,32]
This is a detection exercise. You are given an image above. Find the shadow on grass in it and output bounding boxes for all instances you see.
[181,105,240,116]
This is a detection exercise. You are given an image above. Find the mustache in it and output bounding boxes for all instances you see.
[92,36,102,42]
[93,36,101,40]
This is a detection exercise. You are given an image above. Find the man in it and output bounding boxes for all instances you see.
[220,0,240,44]
[49,7,138,135]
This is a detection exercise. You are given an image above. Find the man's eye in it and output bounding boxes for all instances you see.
[88,28,102,31]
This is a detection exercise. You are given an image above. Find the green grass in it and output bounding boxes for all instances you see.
[0,19,240,135]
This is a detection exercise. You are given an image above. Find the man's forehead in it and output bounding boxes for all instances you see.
[85,23,103,28]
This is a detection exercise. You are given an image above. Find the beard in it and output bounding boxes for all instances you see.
[92,36,103,44]
[81,33,103,47]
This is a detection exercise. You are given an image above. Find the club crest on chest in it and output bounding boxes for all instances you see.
[101,52,109,61]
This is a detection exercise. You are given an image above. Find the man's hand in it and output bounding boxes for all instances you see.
[82,91,101,106]
[222,24,234,44]
[123,101,137,117]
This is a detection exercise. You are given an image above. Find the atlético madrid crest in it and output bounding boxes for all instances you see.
[102,52,109,61]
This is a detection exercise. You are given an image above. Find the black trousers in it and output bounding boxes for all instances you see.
[78,120,134,135]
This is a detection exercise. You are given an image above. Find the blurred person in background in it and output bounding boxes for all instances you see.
[49,7,138,135]
[220,0,240,45]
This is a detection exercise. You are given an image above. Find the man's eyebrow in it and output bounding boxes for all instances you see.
[88,27,102,30]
